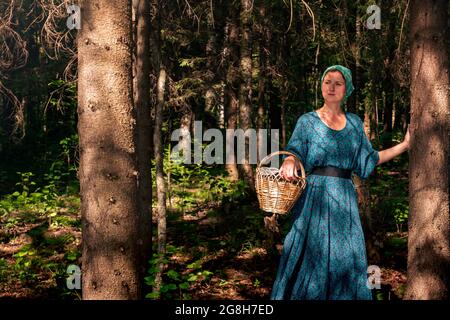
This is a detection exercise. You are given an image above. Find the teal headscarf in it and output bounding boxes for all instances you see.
[320,65,354,103]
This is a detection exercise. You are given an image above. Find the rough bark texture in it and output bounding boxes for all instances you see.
[405,0,449,300]
[132,0,152,289]
[77,0,141,299]
[238,0,255,193]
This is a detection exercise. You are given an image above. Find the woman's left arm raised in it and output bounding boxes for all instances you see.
[377,125,410,166]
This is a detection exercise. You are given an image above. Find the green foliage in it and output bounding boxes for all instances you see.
[145,245,213,300]
[0,258,8,283]
[371,163,409,233]
[47,80,77,112]
[8,240,72,288]
[393,203,408,233]
[48,134,79,193]
[153,144,248,212]
[12,245,40,284]
[0,171,60,220]
[0,132,79,223]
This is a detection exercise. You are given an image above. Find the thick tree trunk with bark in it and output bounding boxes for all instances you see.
[405,0,449,300]
[78,0,142,299]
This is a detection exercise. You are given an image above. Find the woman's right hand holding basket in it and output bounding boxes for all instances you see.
[279,156,301,182]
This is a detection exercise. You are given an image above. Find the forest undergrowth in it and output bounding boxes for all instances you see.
[0,148,409,300]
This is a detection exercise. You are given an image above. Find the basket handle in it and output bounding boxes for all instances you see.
[257,151,306,179]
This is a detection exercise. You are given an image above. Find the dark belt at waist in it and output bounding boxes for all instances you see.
[309,166,352,179]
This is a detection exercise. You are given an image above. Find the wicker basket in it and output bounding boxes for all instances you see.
[255,151,307,214]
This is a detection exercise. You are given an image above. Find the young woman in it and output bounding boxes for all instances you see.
[271,65,410,300]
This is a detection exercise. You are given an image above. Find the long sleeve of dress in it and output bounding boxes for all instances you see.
[354,117,379,180]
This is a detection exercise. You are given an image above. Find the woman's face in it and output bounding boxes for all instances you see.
[321,71,346,104]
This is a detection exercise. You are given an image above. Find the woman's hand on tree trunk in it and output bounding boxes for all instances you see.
[403,124,410,150]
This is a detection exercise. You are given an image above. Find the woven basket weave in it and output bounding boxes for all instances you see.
[255,151,307,214]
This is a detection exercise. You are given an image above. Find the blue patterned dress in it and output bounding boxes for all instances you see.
[271,110,379,300]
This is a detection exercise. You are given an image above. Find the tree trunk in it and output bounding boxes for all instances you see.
[279,82,288,148]
[383,79,393,146]
[205,5,218,116]
[238,0,255,194]
[78,0,141,299]
[256,3,267,162]
[153,66,167,294]
[382,55,395,142]
[150,0,168,295]
[353,9,362,115]
[180,110,192,163]
[223,7,240,181]
[132,0,152,291]
[405,0,449,300]
[256,39,266,161]
[279,34,289,149]
[369,85,378,141]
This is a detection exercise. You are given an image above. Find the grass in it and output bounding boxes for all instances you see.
[0,194,82,299]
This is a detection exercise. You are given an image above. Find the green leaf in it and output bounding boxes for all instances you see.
[160,283,177,292]
[160,285,169,293]
[65,250,79,261]
[202,270,213,277]
[187,260,202,269]
[167,269,180,281]
[166,283,177,291]
[148,266,158,274]
[179,282,190,290]
[145,292,160,299]
[187,274,198,282]
[14,251,28,258]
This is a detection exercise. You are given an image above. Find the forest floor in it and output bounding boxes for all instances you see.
[0,195,82,299]
[0,189,408,300]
